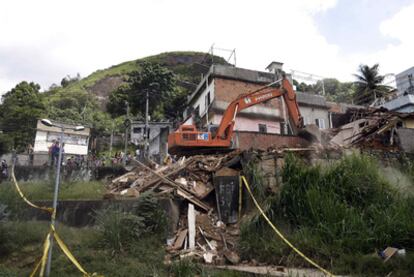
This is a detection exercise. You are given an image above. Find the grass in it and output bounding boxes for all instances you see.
[0,193,169,276]
[0,213,247,276]
[0,180,104,201]
[0,221,168,277]
[239,153,414,276]
[0,180,105,218]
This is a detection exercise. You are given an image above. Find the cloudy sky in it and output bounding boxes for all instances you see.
[1,0,413,95]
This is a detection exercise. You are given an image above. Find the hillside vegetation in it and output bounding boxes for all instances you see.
[59,51,229,105]
[0,52,228,153]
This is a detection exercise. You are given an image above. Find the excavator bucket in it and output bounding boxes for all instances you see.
[297,124,322,143]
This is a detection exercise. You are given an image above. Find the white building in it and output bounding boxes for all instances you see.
[33,120,90,155]
[396,66,414,95]
[383,66,414,112]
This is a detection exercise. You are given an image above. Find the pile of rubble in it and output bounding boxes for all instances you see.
[330,108,414,153]
[106,150,243,265]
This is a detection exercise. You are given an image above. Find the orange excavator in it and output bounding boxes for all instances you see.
[168,76,318,154]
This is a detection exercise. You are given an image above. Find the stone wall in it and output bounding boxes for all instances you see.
[2,164,126,182]
[21,198,181,237]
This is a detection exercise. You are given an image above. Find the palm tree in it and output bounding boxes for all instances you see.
[353,64,391,105]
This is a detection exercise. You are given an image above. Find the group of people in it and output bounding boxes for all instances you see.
[111,151,133,165]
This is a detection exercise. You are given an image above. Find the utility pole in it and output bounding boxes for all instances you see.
[45,128,64,277]
[144,90,149,158]
[109,121,114,157]
[123,101,130,166]
[40,119,85,277]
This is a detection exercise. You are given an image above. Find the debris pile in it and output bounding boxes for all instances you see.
[330,109,414,153]
[107,151,240,209]
[106,151,243,265]
[166,204,241,265]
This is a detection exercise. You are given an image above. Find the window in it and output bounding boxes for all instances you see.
[315,118,326,129]
[280,122,293,135]
[206,92,211,108]
[133,127,142,134]
[280,122,286,135]
[258,124,267,133]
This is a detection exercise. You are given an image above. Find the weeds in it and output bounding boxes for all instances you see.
[94,191,167,255]
[240,153,414,275]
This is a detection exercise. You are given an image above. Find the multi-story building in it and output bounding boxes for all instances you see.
[396,66,414,95]
[182,63,331,149]
[383,66,414,112]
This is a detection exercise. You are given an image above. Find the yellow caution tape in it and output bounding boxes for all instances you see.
[51,225,91,276]
[39,233,51,277]
[11,165,102,277]
[30,258,42,277]
[238,176,242,219]
[10,165,54,214]
[240,176,335,277]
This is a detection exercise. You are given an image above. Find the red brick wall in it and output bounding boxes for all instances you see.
[234,131,309,150]
[214,78,281,110]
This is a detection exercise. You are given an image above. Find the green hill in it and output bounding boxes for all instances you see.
[60,51,229,108]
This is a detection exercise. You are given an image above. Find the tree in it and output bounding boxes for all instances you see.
[127,62,176,119]
[44,89,113,138]
[60,73,81,88]
[318,78,355,103]
[353,64,391,105]
[0,82,45,152]
[106,84,129,118]
[0,134,13,156]
[107,62,182,121]
[293,78,355,104]
[293,79,315,93]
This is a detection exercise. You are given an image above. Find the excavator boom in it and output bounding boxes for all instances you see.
[168,77,315,154]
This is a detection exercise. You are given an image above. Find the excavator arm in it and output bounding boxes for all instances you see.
[168,77,311,154]
[215,78,303,141]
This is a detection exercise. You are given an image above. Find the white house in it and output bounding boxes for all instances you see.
[33,120,90,155]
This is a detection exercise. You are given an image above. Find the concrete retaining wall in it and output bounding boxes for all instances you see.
[22,198,181,232]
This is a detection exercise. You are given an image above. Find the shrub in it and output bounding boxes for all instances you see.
[94,208,145,254]
[94,192,166,255]
[240,153,414,274]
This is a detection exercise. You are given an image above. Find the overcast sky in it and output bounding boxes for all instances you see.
[1,0,413,95]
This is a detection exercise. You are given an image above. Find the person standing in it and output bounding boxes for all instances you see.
[51,142,60,167]
[27,144,34,166]
[0,160,8,182]
[49,140,56,166]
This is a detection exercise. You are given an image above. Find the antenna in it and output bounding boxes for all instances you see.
[290,69,326,95]
[208,44,236,66]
